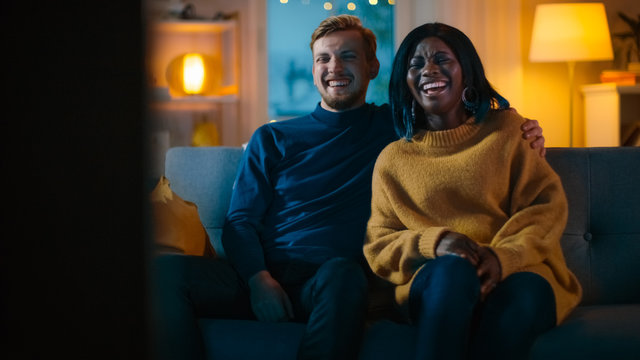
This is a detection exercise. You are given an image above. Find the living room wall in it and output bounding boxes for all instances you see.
[154,0,639,147]
[521,0,640,147]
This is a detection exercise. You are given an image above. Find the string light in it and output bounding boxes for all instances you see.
[280,0,394,8]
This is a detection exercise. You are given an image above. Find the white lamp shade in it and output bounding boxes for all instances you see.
[529,3,613,62]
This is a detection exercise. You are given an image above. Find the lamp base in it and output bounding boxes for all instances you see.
[568,61,575,147]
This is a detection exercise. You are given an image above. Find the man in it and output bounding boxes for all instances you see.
[154,15,546,360]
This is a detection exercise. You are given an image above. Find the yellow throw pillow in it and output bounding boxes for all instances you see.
[150,176,215,257]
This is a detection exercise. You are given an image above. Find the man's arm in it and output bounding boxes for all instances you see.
[222,142,271,282]
[221,127,293,322]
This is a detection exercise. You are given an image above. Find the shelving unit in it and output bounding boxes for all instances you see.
[146,18,240,178]
[149,95,239,111]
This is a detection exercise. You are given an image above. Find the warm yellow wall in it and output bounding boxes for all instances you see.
[521,0,639,147]
[150,0,639,147]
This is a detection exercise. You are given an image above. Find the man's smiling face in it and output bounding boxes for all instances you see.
[312,29,379,112]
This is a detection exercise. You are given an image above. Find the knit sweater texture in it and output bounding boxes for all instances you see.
[223,103,397,284]
[364,109,582,323]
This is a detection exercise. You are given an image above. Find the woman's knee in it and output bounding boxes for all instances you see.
[414,255,480,295]
[504,273,553,309]
[471,273,556,359]
[409,255,481,316]
[488,272,556,328]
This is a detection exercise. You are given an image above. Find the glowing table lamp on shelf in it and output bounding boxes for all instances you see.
[529,3,613,147]
[183,53,206,94]
[165,53,221,97]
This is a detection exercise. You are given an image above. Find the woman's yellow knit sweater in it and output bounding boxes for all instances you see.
[364,109,582,324]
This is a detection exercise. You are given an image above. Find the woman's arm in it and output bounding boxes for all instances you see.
[489,136,568,280]
[364,158,450,285]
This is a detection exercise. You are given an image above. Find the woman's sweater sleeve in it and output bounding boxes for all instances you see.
[364,153,450,285]
[489,137,569,280]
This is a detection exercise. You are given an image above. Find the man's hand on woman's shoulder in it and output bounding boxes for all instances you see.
[520,117,546,157]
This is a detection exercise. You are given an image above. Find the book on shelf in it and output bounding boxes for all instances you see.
[600,69,639,86]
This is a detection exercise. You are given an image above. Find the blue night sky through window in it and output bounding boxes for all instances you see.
[267,0,395,120]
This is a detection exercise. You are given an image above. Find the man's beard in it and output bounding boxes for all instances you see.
[320,88,366,111]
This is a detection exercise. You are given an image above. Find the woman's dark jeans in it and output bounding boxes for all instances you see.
[409,254,556,360]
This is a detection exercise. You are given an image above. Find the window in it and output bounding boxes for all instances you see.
[267,0,395,120]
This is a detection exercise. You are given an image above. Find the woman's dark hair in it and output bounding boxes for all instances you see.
[389,23,510,140]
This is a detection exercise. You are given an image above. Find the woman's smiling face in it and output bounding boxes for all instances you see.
[406,36,465,120]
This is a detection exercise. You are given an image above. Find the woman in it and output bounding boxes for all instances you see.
[364,23,582,360]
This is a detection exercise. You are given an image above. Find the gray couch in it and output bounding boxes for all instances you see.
[164,146,640,360]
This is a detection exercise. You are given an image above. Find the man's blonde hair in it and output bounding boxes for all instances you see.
[310,15,377,61]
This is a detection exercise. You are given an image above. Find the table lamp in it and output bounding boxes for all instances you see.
[529,2,613,146]
[165,53,221,97]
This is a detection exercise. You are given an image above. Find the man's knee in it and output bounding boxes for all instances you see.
[319,257,366,280]
[152,254,240,296]
[153,254,191,288]
[314,258,367,300]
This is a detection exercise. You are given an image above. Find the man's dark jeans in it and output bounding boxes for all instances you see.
[152,254,368,360]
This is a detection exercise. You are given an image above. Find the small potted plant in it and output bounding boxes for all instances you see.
[614,12,640,71]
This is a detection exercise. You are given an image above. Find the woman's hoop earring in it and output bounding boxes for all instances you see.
[462,86,480,114]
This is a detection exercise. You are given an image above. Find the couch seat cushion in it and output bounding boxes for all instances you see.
[530,304,640,360]
[199,319,305,360]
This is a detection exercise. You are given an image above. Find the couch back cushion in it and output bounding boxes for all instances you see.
[164,146,640,305]
[546,147,640,305]
[164,146,243,257]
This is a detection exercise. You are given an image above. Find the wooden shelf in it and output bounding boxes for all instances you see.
[150,96,238,111]
[151,20,236,34]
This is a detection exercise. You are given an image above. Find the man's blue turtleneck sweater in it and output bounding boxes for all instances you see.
[222,103,397,284]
